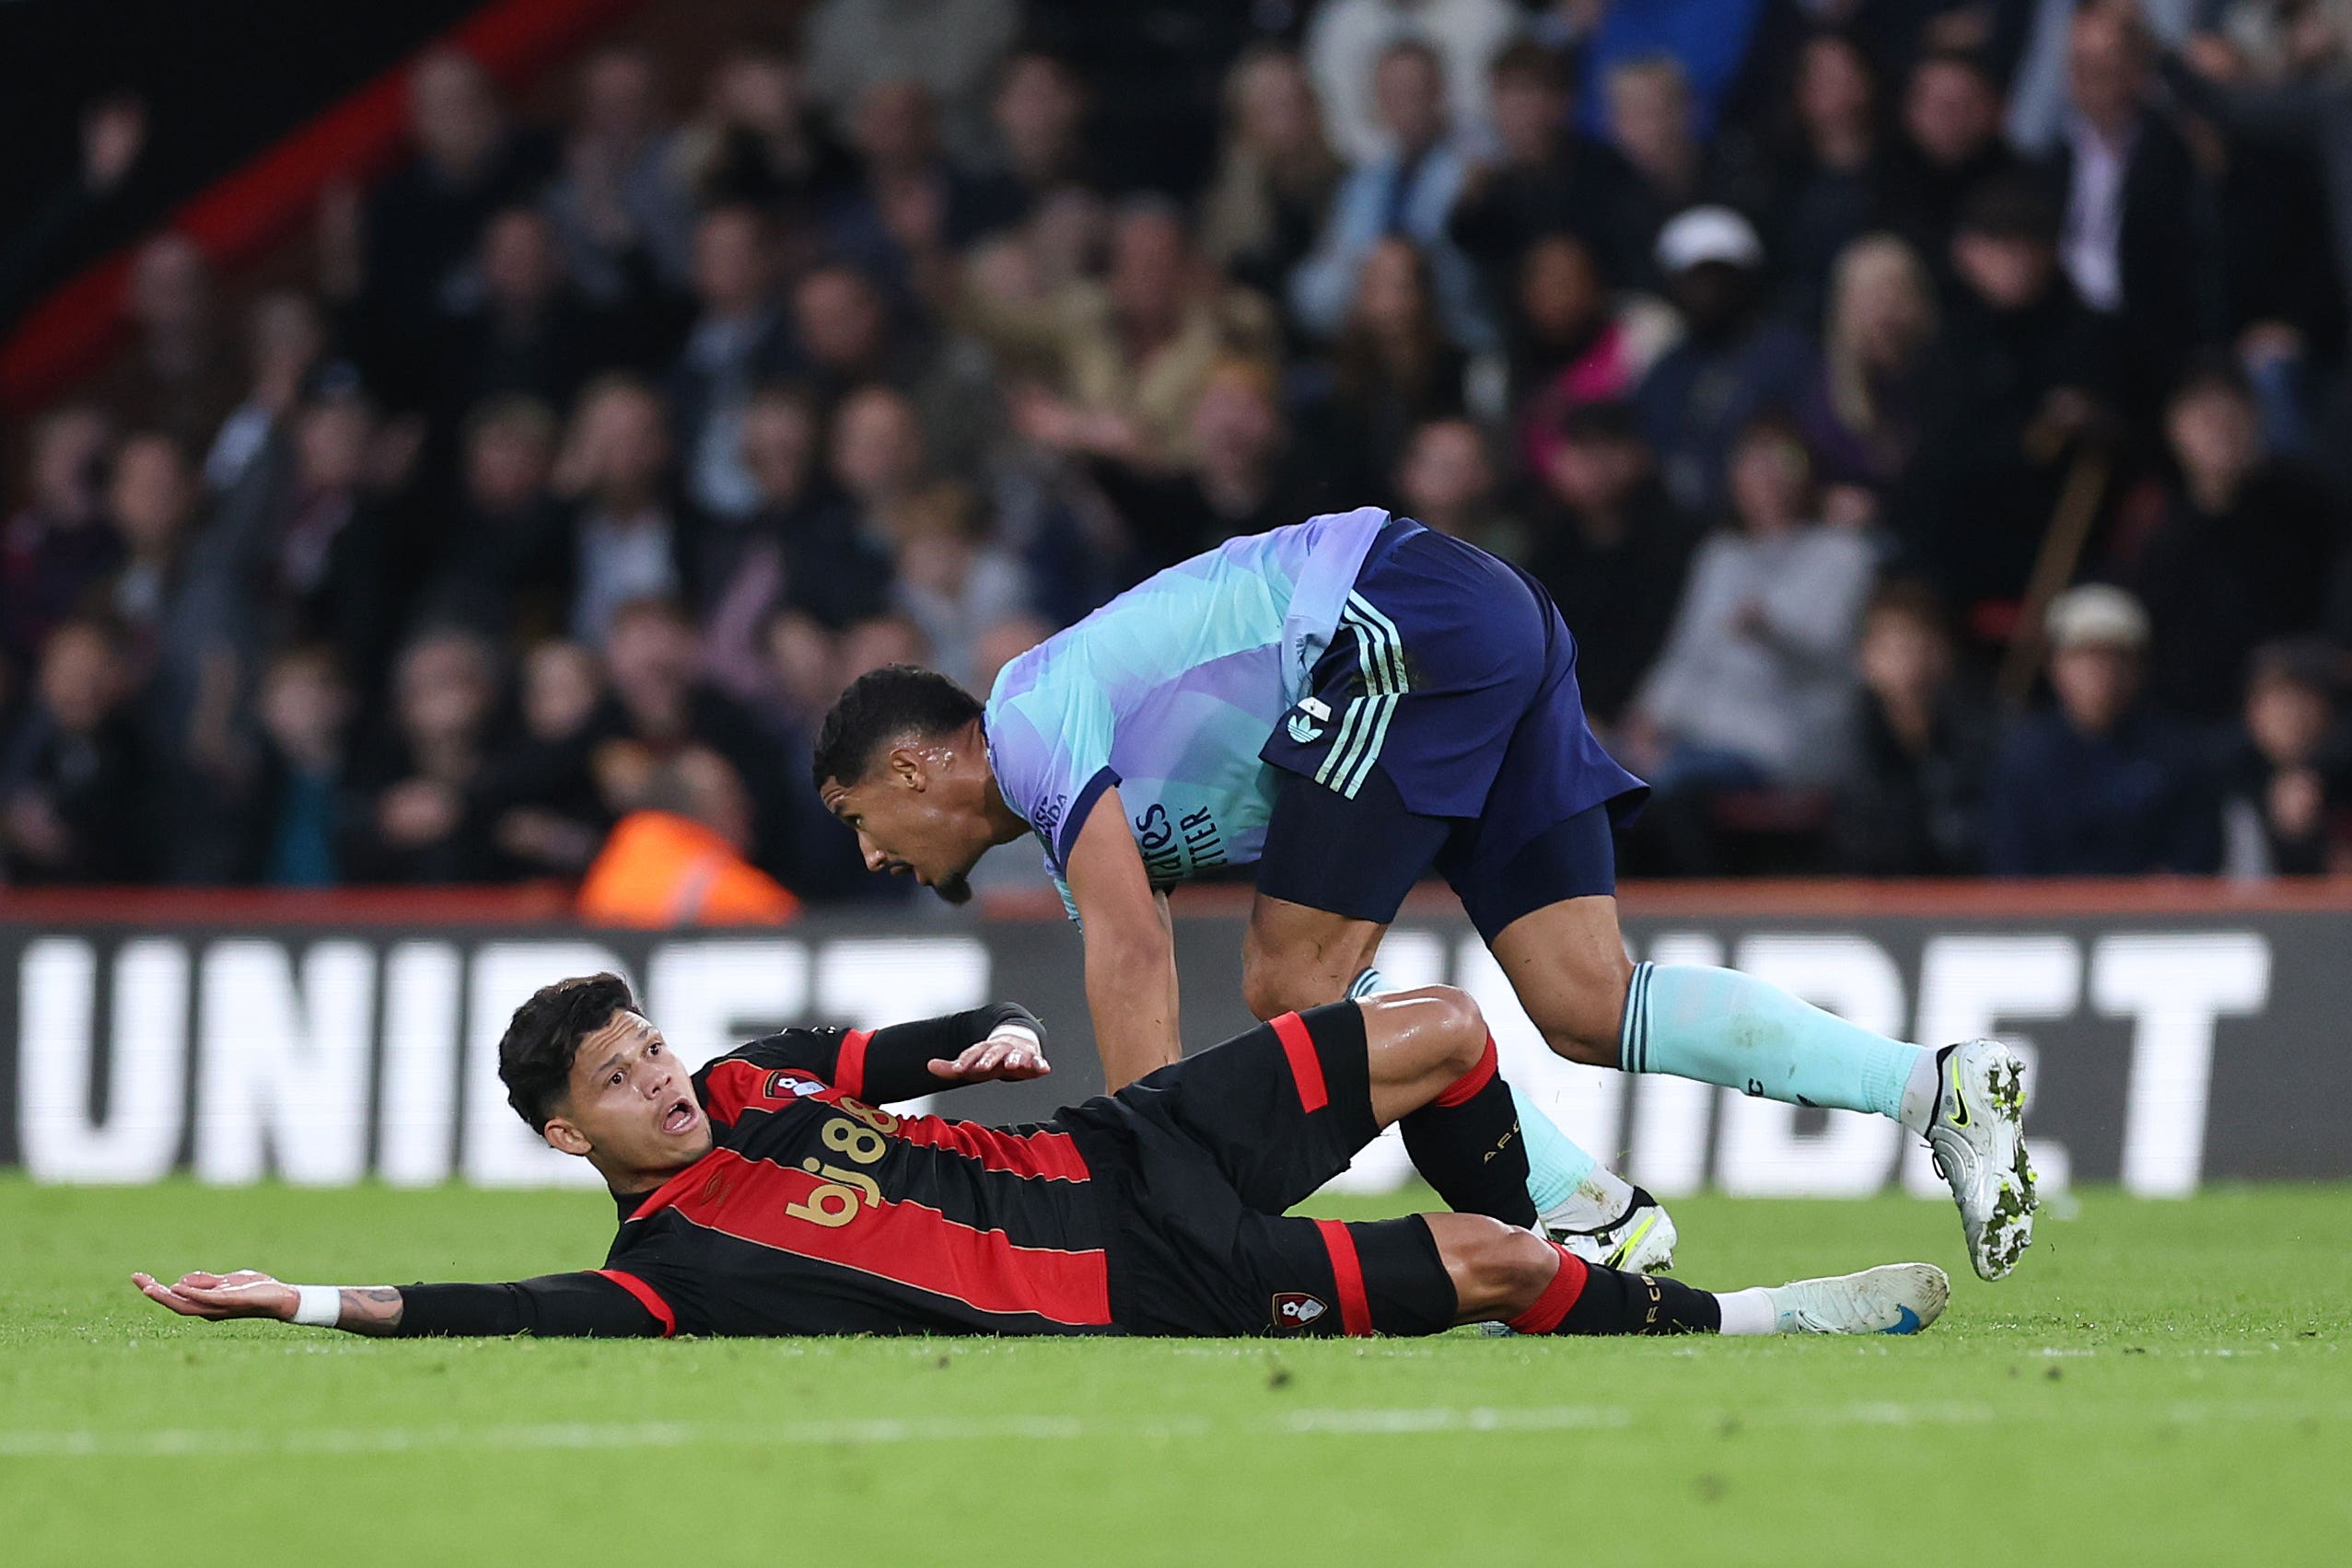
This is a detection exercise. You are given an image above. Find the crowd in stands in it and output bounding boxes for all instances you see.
[6,0,2352,903]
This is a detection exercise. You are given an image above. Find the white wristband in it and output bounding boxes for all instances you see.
[292,1284,342,1327]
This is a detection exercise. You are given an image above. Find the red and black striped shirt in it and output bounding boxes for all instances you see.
[395,1005,1122,1338]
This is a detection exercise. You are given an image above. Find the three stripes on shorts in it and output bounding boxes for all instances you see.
[1315,592,1409,800]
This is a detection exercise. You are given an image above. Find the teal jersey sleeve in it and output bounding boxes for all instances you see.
[984,657,1123,877]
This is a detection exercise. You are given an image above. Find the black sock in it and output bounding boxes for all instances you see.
[1554,1262,1721,1336]
[1399,1039,1538,1228]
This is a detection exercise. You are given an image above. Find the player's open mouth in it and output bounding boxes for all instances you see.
[662,1099,698,1134]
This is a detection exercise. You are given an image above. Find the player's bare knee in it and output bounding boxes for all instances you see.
[1366,984,1485,1079]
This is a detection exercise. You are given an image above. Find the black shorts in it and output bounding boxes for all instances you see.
[1058,1003,1437,1338]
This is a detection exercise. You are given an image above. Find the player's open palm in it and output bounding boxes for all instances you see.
[928,1029,1051,1085]
[132,1269,295,1321]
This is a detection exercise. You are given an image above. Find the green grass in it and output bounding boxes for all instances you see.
[3,1179,2346,1567]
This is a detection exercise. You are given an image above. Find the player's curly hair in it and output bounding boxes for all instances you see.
[498,972,639,1132]
[810,664,984,792]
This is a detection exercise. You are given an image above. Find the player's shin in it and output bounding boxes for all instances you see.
[1398,1036,1539,1226]
[1508,1242,1724,1336]
[1620,961,1932,1127]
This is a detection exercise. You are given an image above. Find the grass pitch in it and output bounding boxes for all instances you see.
[4,1179,2346,1567]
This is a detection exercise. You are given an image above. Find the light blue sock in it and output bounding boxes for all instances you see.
[1620,962,1922,1120]
[1352,967,1600,1216]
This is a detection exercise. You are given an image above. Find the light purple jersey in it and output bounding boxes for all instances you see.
[984,509,1388,908]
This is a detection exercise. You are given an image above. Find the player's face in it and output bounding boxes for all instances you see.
[551,1013,713,1177]
[821,771,983,906]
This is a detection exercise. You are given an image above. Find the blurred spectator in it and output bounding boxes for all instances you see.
[1079,355,1312,573]
[578,745,799,925]
[891,485,1034,688]
[672,46,855,216]
[232,389,408,699]
[557,375,694,646]
[340,49,555,405]
[1304,0,1520,167]
[1635,205,1813,515]
[0,92,149,333]
[1294,238,1469,512]
[1762,29,1886,324]
[1292,39,1492,349]
[90,234,236,454]
[790,260,998,478]
[1395,417,1516,558]
[343,627,505,883]
[1200,46,1344,316]
[1510,231,1677,478]
[203,291,328,494]
[830,383,936,557]
[2219,639,2349,877]
[1880,49,2024,274]
[1985,585,2221,876]
[243,646,353,887]
[670,205,793,520]
[545,45,697,299]
[100,430,201,672]
[417,395,571,641]
[2166,11,2352,362]
[478,639,609,881]
[587,597,795,881]
[1601,56,1713,284]
[977,198,1280,470]
[1896,176,2115,623]
[2047,8,2218,402]
[1450,41,1645,308]
[1574,0,1775,141]
[2125,365,2341,722]
[2,404,119,679]
[966,52,1091,236]
[824,79,989,292]
[2008,0,2199,156]
[1832,580,1991,875]
[1626,413,1877,796]
[0,618,149,885]
[701,387,890,697]
[801,0,1021,151]
[433,205,633,428]
[1525,400,1700,726]
[1798,234,1938,496]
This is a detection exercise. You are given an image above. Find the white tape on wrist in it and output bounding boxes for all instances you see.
[989,1024,1041,1051]
[292,1284,342,1328]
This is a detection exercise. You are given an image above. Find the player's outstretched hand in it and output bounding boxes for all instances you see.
[132,1269,295,1321]
[929,1028,1051,1084]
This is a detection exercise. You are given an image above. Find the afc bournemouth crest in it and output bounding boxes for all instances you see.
[1271,1292,1328,1331]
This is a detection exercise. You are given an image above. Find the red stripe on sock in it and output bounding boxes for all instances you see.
[1507,1242,1590,1335]
[1272,1012,1328,1113]
[1432,1037,1499,1107]
[1313,1218,1374,1336]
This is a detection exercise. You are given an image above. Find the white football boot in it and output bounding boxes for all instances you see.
[1766,1262,1950,1335]
[1927,1039,2038,1281]
[1547,1184,1678,1273]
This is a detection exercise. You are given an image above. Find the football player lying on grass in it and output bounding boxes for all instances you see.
[136,976,1949,1342]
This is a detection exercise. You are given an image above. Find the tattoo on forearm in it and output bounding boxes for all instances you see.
[334,1286,405,1336]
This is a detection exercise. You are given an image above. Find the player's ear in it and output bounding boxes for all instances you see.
[542,1116,593,1157]
[888,743,926,790]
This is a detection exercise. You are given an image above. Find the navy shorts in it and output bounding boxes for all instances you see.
[1255,518,1648,938]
